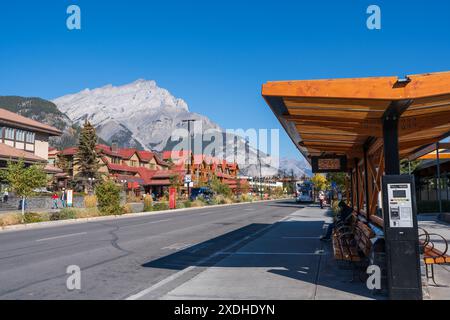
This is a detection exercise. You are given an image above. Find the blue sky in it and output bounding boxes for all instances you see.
[1,1,450,159]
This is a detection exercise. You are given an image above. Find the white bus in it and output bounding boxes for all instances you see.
[295,181,313,203]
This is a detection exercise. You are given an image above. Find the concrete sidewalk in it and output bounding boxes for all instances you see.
[157,205,375,300]
[418,215,450,300]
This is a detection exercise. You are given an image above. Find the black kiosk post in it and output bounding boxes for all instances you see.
[382,175,422,300]
[381,100,423,300]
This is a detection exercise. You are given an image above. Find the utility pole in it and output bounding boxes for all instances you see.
[257,151,263,200]
[182,119,196,198]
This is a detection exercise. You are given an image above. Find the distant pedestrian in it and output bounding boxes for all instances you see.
[61,190,67,208]
[52,193,59,209]
[3,189,8,203]
[319,191,325,209]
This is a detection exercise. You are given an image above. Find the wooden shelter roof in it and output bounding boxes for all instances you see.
[262,71,450,163]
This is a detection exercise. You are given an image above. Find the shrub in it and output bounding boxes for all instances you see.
[0,213,22,227]
[176,202,185,209]
[122,203,133,214]
[50,208,77,221]
[95,180,122,215]
[23,212,45,224]
[143,195,153,212]
[153,202,169,211]
[241,194,253,202]
[84,195,97,208]
[209,197,219,205]
[273,187,284,199]
[75,207,100,219]
[191,199,205,207]
[183,200,192,208]
[210,176,232,197]
[126,193,140,203]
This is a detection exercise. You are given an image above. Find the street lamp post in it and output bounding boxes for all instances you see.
[182,119,196,198]
[88,177,96,195]
[257,151,263,200]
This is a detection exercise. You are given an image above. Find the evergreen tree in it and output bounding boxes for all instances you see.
[56,153,70,173]
[74,121,102,190]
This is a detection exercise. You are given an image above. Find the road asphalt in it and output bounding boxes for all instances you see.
[0,200,302,299]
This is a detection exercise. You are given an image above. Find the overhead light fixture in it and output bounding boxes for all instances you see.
[397,76,411,84]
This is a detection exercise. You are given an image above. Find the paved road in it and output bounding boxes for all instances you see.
[0,200,302,299]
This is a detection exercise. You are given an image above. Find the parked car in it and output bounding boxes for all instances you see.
[189,187,214,201]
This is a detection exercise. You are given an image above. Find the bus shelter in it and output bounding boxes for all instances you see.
[263,71,450,299]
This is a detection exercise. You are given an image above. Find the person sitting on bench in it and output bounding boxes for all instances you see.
[320,201,353,241]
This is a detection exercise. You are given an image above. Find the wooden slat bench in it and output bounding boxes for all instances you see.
[332,213,375,265]
[419,228,450,285]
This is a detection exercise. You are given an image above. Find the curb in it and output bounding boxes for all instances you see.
[0,198,293,233]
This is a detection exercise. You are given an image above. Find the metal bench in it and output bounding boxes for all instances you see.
[419,228,450,286]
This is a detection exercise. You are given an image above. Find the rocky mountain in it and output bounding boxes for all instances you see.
[53,80,220,151]
[278,157,312,178]
[48,79,310,177]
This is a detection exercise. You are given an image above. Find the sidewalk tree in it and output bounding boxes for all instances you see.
[326,172,346,191]
[0,159,47,218]
[400,159,422,175]
[210,175,232,197]
[95,180,121,215]
[311,173,329,191]
[56,152,70,173]
[169,174,183,194]
[75,121,102,192]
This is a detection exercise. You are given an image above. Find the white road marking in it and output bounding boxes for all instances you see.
[125,215,292,300]
[35,232,87,242]
[161,243,192,251]
[147,219,172,224]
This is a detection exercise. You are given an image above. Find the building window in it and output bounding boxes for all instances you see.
[4,127,14,140]
[25,132,35,143]
[0,127,3,139]
[16,130,25,142]
[111,157,121,164]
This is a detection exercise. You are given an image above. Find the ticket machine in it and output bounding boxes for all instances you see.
[382,175,422,300]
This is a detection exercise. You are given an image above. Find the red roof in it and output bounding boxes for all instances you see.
[60,144,170,167]
[135,167,156,184]
[144,179,171,186]
[107,163,139,173]
[60,147,78,156]
[118,148,137,159]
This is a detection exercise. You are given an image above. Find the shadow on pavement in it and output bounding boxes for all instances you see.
[143,219,374,299]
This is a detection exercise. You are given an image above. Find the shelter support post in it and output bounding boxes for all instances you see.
[436,142,442,214]
[363,145,371,218]
[354,158,360,213]
[382,102,422,300]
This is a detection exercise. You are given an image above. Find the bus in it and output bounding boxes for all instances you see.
[295,181,313,203]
